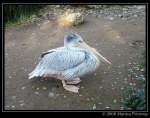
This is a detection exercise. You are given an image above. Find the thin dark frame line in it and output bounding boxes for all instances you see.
[2,3,148,112]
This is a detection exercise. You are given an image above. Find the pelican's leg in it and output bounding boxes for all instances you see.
[62,80,79,93]
[66,78,82,85]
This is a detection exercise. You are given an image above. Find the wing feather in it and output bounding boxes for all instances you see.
[41,50,86,71]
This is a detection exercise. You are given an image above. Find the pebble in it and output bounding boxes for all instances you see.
[81,86,84,89]
[117,54,121,56]
[92,104,96,110]
[113,99,117,103]
[129,83,133,86]
[99,86,103,89]
[105,106,110,109]
[120,106,124,110]
[63,95,67,98]
[11,105,15,108]
[79,94,83,97]
[98,102,102,105]
[104,71,107,74]
[21,86,26,90]
[86,98,90,101]
[20,103,25,107]
[8,76,12,79]
[34,91,39,95]
[91,97,94,101]
[36,87,40,90]
[114,81,117,84]
[42,86,47,90]
[133,83,136,86]
[5,105,10,108]
[19,100,24,103]
[116,35,121,39]
[140,68,144,72]
[48,92,54,98]
[108,17,114,20]
[121,87,124,90]
[56,94,60,97]
[12,96,16,99]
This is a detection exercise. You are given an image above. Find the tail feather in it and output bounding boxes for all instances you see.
[28,66,44,79]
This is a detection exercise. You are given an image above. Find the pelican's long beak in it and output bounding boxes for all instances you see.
[80,42,112,65]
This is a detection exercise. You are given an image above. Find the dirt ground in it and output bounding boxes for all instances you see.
[5,12,145,110]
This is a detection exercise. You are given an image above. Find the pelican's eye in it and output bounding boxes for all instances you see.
[78,40,83,43]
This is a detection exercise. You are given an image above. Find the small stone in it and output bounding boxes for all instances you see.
[86,98,90,101]
[99,86,103,89]
[92,104,96,110]
[98,102,102,105]
[48,92,54,98]
[63,95,67,98]
[11,105,15,108]
[116,36,121,39]
[81,86,84,89]
[113,99,117,103]
[117,54,121,56]
[56,94,60,97]
[112,45,116,48]
[36,88,40,90]
[120,106,124,110]
[128,62,132,65]
[32,86,35,89]
[133,83,136,86]
[108,17,114,20]
[5,105,10,108]
[105,106,110,109]
[121,87,124,90]
[118,72,122,74]
[8,76,12,79]
[129,83,133,86]
[140,68,144,72]
[34,91,39,95]
[21,86,26,90]
[20,103,25,107]
[79,94,82,97]
[12,96,16,99]
[134,14,138,17]
[42,87,47,90]
[104,71,107,74]
[114,81,117,84]
[91,97,94,101]
[19,100,24,103]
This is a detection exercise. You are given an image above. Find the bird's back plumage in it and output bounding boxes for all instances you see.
[28,47,86,79]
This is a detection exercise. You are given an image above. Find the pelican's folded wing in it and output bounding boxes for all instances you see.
[41,50,86,71]
[29,49,86,79]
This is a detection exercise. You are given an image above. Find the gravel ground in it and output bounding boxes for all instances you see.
[4,5,146,110]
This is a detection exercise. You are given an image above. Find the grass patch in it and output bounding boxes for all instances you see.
[121,50,146,110]
[4,5,45,28]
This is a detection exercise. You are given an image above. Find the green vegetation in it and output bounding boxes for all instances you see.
[4,5,44,27]
[122,51,146,110]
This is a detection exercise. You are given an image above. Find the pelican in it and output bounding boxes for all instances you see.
[28,32,111,93]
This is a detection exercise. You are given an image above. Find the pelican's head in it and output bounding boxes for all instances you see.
[64,32,112,65]
[64,32,83,47]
